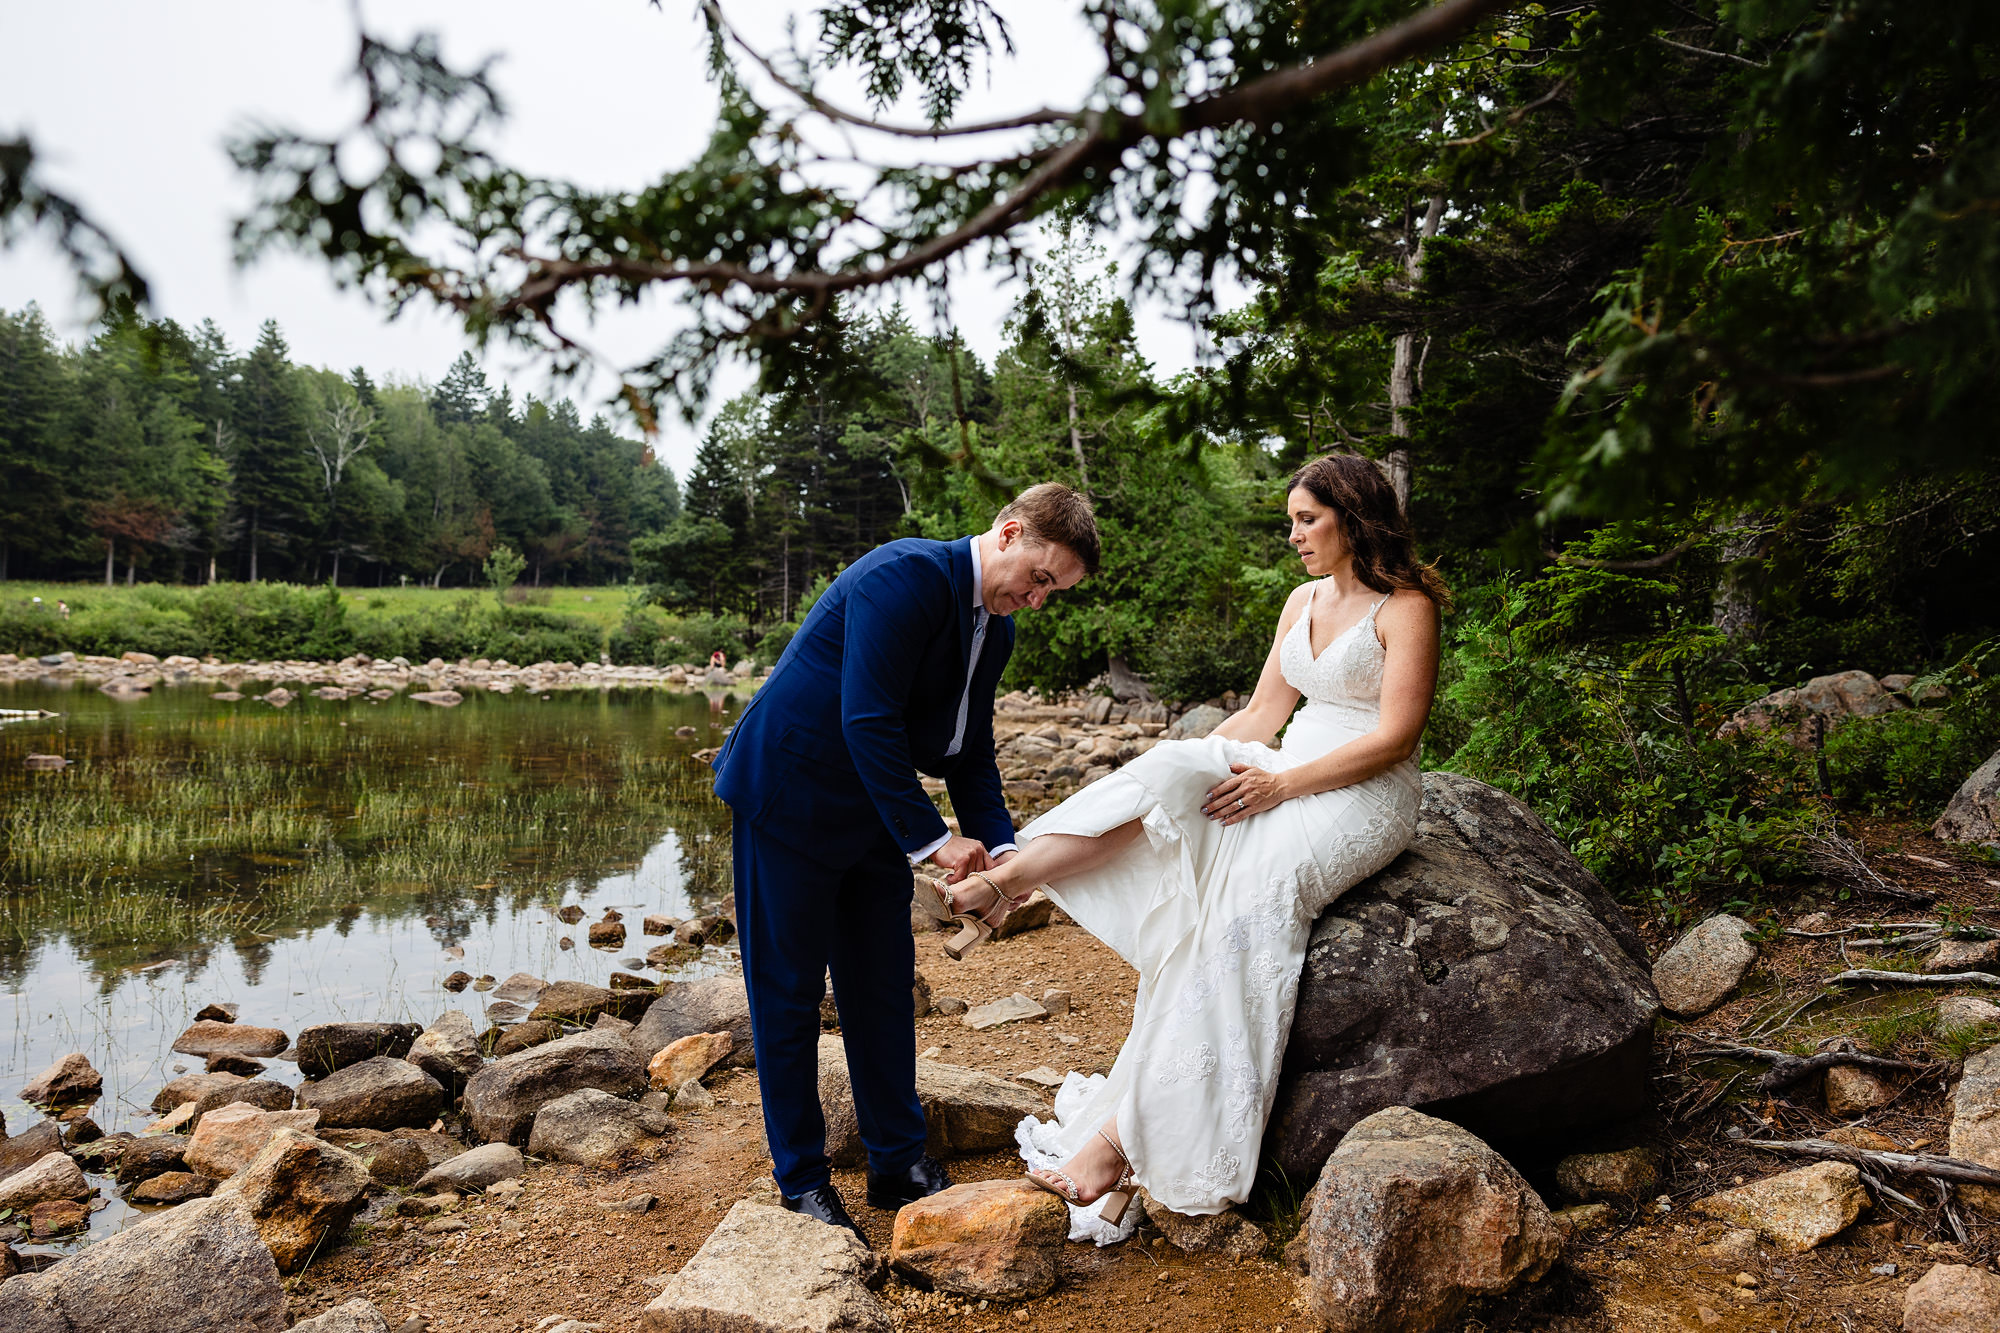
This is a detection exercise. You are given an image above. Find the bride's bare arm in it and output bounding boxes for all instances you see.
[1203,590,1439,825]
[1207,585,1308,746]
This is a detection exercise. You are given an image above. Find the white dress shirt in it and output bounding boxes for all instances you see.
[908,537,1018,866]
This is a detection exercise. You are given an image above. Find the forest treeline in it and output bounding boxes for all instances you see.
[0,309,679,588]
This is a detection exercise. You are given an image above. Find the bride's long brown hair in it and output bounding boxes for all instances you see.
[1288,454,1453,610]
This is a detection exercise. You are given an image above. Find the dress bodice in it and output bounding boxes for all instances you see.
[1278,583,1389,713]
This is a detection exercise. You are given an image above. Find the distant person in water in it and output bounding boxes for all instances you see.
[709,649,727,669]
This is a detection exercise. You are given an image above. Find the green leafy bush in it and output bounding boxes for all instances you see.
[1144,610,1269,704]
[606,609,749,667]
[1825,642,2000,817]
[753,621,798,668]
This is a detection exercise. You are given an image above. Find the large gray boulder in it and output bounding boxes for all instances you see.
[214,1128,371,1272]
[461,1029,648,1143]
[1935,749,2000,847]
[632,976,755,1065]
[291,1300,391,1333]
[1718,669,1905,744]
[1269,772,1658,1180]
[406,1010,483,1088]
[0,1194,285,1332]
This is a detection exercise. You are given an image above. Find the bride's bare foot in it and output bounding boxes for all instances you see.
[1026,1125,1135,1222]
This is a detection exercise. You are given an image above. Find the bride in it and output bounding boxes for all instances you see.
[940,453,1449,1224]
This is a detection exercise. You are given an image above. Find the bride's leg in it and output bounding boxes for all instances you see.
[953,819,1144,917]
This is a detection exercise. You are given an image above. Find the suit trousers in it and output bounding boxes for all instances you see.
[733,818,927,1197]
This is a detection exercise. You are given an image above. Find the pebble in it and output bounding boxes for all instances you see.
[1040,988,1071,1016]
[933,997,969,1017]
[422,1216,469,1235]
[919,1047,943,1060]
[1871,1263,1897,1276]
[600,1193,656,1214]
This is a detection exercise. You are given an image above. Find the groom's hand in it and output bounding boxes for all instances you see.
[929,835,991,884]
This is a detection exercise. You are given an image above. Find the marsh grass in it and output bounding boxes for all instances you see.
[0,685,731,970]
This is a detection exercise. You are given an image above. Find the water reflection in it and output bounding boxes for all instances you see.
[0,677,739,1151]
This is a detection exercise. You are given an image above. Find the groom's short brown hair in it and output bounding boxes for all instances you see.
[999,483,1100,576]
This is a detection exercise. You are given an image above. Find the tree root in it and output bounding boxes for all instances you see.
[1690,1043,1934,1091]
[1745,1138,2000,1190]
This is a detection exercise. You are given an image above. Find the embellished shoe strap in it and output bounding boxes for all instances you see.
[967,870,1031,923]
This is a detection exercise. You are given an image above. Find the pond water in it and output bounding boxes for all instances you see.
[0,675,744,1251]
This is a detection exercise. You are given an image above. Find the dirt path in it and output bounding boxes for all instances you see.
[292,825,1999,1333]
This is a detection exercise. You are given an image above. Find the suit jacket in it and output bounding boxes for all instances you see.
[712,537,1016,864]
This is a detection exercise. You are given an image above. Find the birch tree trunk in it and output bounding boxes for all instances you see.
[1712,512,1767,640]
[103,539,115,588]
[1386,194,1445,510]
[1068,382,1090,495]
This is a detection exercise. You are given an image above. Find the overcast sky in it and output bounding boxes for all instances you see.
[1,1,1240,480]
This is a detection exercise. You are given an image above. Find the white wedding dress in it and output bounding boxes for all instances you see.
[1014,588,1422,1222]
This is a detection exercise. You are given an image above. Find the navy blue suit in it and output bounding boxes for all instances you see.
[712,537,1015,1195]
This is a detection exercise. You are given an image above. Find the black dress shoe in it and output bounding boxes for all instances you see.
[865,1154,952,1210]
[781,1183,866,1242]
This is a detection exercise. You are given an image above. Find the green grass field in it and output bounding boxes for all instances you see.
[3,581,635,637]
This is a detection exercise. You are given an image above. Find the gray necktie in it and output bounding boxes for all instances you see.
[947,607,989,757]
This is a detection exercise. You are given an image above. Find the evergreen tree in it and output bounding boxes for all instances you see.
[228,320,318,581]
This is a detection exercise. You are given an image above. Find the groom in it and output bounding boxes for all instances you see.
[713,483,1099,1238]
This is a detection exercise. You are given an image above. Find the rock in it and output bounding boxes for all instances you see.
[0,1153,91,1209]
[1039,988,1071,1017]
[472,974,497,991]
[293,1021,422,1079]
[609,971,656,991]
[1140,1192,1268,1259]
[991,891,1055,940]
[209,691,243,702]
[193,1002,239,1022]
[186,1078,295,1131]
[150,1070,245,1114]
[260,686,292,707]
[409,690,462,707]
[406,1010,483,1087]
[527,1089,671,1167]
[442,970,473,992]
[348,1132,455,1188]
[1795,912,1834,933]
[1302,1107,1560,1333]
[0,1121,64,1186]
[1014,1067,1065,1089]
[1949,1044,2000,1216]
[20,1052,103,1105]
[1939,997,2000,1034]
[1902,1263,2000,1333]
[1822,1125,1905,1152]
[1555,1146,1661,1199]
[912,969,934,1019]
[113,1133,190,1185]
[490,972,549,1005]
[631,976,756,1063]
[206,1053,267,1077]
[214,1128,371,1272]
[24,753,69,771]
[933,996,969,1017]
[1700,1228,1762,1263]
[1826,1063,1897,1117]
[1928,938,2000,974]
[648,1032,734,1091]
[962,994,1049,1031]
[1652,914,1759,1016]
[413,1142,524,1194]
[557,904,586,924]
[1719,669,1906,745]
[643,914,678,936]
[600,1192,656,1214]
[818,1036,1046,1166]
[594,1013,635,1039]
[1165,704,1229,740]
[171,1019,289,1059]
[291,1299,393,1333]
[889,1178,1067,1299]
[298,1057,446,1130]
[1270,773,1659,1179]
[676,914,734,948]
[31,1199,90,1236]
[1552,1202,1614,1234]
[63,1117,102,1146]
[0,1194,285,1333]
[588,921,626,947]
[671,1080,715,1113]
[641,1198,889,1332]
[1934,749,2000,846]
[463,1029,649,1143]
[1692,1162,1869,1250]
[130,1170,215,1203]
[530,979,648,1024]
[185,1104,322,1179]
[491,1018,563,1057]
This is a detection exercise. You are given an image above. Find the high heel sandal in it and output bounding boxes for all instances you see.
[1026,1128,1137,1225]
[940,870,1032,961]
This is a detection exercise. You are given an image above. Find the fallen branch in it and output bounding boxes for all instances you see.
[1785,921,1943,938]
[1746,1139,2000,1189]
[1828,968,2000,987]
[1691,1044,1933,1091]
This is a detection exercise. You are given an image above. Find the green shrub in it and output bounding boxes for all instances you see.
[667,614,751,665]
[1825,643,2000,817]
[187,583,356,661]
[476,606,601,664]
[1144,610,1268,704]
[753,621,798,668]
[607,608,674,667]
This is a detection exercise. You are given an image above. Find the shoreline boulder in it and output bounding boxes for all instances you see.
[462,1029,648,1143]
[1269,773,1659,1180]
[632,976,756,1065]
[292,1022,422,1079]
[642,1198,888,1332]
[1302,1107,1559,1333]
[817,1036,1045,1166]
[297,1057,445,1131]
[20,1053,102,1106]
[1934,749,2000,847]
[214,1128,371,1272]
